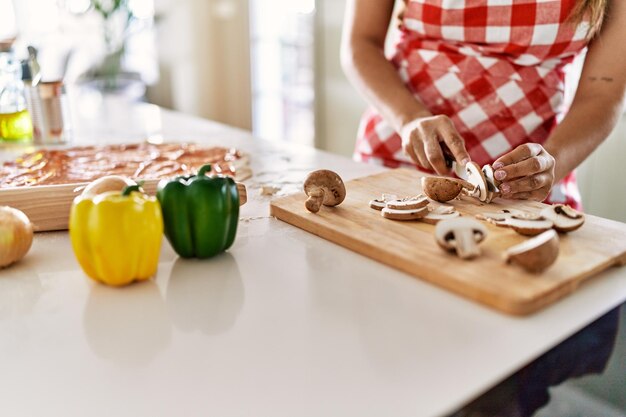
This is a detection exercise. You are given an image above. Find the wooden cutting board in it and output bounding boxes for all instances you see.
[270,169,626,315]
[0,180,247,232]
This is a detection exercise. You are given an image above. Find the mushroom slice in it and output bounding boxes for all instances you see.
[453,161,468,180]
[465,162,489,202]
[369,199,386,211]
[303,170,346,213]
[387,195,430,210]
[481,165,501,203]
[502,217,554,236]
[511,212,545,221]
[381,206,429,221]
[505,229,560,273]
[482,164,501,192]
[435,218,488,260]
[475,210,515,226]
[421,206,460,225]
[421,176,474,203]
[540,204,585,233]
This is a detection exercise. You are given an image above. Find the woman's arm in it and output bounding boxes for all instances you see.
[341,0,470,175]
[493,0,626,200]
[545,0,626,181]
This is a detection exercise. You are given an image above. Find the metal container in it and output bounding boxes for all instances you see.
[30,80,72,145]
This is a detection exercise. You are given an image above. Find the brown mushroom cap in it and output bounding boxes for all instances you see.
[540,204,585,233]
[435,217,488,259]
[421,177,474,202]
[303,170,346,213]
[505,229,559,273]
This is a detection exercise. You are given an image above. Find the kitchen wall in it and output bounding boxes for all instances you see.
[150,0,252,130]
[312,0,626,223]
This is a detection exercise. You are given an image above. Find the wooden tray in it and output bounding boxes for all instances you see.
[270,169,626,316]
[0,180,247,232]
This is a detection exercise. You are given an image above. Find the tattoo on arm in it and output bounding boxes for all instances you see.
[588,76,614,82]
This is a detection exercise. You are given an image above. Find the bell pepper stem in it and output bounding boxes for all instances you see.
[121,184,142,196]
[197,164,212,177]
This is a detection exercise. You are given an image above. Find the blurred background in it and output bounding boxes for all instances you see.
[1,0,624,224]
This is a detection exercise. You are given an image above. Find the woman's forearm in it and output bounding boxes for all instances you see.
[544,95,624,182]
[341,39,431,132]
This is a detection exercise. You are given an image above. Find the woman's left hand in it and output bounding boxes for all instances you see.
[492,143,556,202]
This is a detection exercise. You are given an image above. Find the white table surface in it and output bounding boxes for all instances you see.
[1,97,625,417]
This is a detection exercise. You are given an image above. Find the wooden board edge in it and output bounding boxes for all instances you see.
[270,198,626,316]
[1,181,247,232]
[270,200,532,316]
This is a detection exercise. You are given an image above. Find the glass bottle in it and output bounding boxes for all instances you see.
[0,40,33,142]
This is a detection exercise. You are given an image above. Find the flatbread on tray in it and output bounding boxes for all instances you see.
[0,142,252,187]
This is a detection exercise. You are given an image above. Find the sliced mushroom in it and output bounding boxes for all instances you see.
[421,205,461,225]
[505,229,559,273]
[540,204,585,233]
[369,199,386,211]
[475,210,515,226]
[477,210,553,236]
[303,170,346,213]
[421,176,474,202]
[481,164,501,203]
[465,162,489,202]
[387,195,429,210]
[453,161,468,180]
[435,218,488,260]
[381,206,429,221]
[369,193,403,211]
[503,218,554,236]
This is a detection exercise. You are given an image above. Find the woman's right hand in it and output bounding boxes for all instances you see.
[400,114,471,175]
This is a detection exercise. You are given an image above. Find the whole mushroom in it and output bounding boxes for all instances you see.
[435,218,488,260]
[303,170,346,213]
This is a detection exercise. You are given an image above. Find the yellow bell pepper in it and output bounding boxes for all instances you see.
[69,186,163,286]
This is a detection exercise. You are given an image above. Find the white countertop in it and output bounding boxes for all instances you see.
[1,98,625,417]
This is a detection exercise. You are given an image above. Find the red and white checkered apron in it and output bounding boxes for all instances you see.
[355,0,590,209]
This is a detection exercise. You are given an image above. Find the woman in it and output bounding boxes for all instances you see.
[341,0,626,209]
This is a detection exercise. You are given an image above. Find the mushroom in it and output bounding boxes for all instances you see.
[421,177,474,202]
[421,205,460,225]
[368,193,399,211]
[435,218,488,260]
[540,204,585,233]
[475,210,515,226]
[481,164,501,203]
[505,229,559,273]
[369,199,386,211]
[464,162,489,202]
[502,213,554,236]
[303,170,346,213]
[386,194,429,210]
[381,206,429,221]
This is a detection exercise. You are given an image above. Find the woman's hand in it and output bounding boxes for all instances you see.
[400,115,471,175]
[492,143,556,202]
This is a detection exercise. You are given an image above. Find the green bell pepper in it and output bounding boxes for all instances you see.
[157,165,239,258]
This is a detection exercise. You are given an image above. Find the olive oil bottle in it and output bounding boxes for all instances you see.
[0,108,32,141]
[0,40,33,143]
